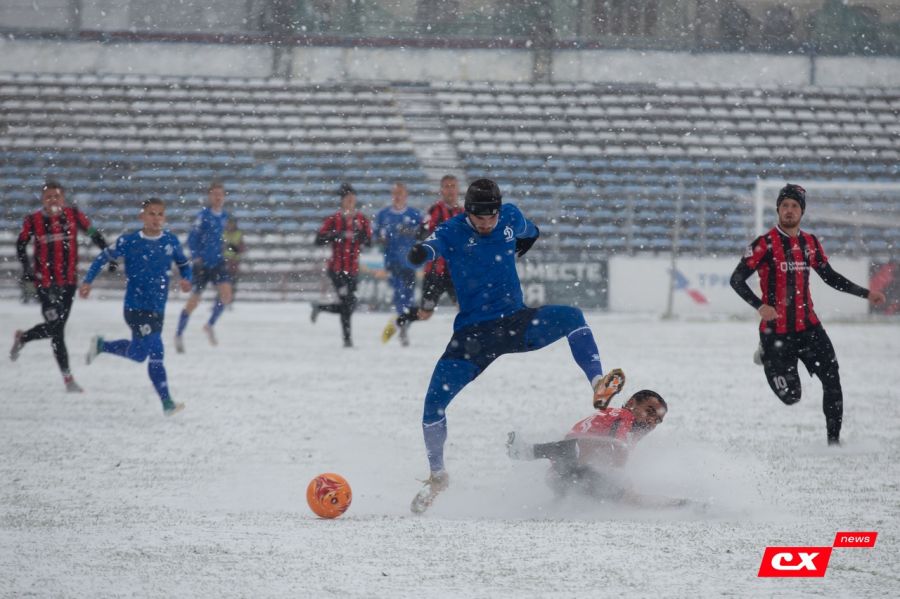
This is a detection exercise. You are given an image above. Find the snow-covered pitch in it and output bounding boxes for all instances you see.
[2,299,898,597]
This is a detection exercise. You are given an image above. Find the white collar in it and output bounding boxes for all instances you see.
[140,231,164,240]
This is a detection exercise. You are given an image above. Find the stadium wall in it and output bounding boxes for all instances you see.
[3,38,900,87]
[608,256,871,318]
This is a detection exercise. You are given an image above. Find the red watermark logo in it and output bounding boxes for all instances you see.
[833,531,878,548]
[758,547,833,577]
[758,532,878,577]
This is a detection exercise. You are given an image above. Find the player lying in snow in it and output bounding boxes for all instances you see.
[507,389,693,508]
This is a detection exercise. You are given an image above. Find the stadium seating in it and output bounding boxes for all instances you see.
[1,73,897,298]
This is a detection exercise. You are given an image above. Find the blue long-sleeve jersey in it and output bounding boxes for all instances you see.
[375,206,422,270]
[187,207,228,267]
[85,230,191,313]
[421,203,538,330]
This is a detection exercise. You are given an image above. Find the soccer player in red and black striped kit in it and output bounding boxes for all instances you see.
[310,183,372,347]
[10,181,112,391]
[730,184,886,446]
[383,174,464,342]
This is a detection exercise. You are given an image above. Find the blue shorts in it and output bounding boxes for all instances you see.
[440,308,539,371]
[193,262,231,293]
[124,309,164,337]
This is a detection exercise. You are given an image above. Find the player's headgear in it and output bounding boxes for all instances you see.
[464,178,502,216]
[776,183,806,213]
[338,183,356,198]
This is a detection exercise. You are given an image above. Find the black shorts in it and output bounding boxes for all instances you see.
[760,324,839,383]
[421,272,456,311]
[328,271,358,300]
[36,285,76,324]
[192,262,231,293]
[124,309,164,337]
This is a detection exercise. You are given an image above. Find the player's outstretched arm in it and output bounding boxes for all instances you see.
[815,262,886,305]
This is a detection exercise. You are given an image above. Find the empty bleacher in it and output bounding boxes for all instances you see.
[0,73,428,298]
[2,74,898,299]
[435,80,899,256]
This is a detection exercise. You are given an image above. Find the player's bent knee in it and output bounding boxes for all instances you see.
[776,386,801,405]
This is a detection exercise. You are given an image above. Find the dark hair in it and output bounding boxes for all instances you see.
[464,178,502,216]
[776,183,806,213]
[141,197,165,210]
[631,389,667,411]
[440,174,458,184]
[208,180,225,192]
[338,182,356,198]
[43,180,64,193]
[393,181,408,190]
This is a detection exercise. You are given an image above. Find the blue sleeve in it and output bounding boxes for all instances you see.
[187,210,204,257]
[421,223,450,261]
[511,205,538,239]
[85,235,125,283]
[171,235,192,281]
[374,210,387,241]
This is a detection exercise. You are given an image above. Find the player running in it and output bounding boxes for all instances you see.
[374,182,422,346]
[174,181,232,352]
[11,180,111,392]
[310,183,373,348]
[730,183,886,446]
[408,178,625,514]
[382,174,463,343]
[80,198,192,416]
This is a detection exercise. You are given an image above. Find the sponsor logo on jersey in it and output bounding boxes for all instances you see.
[779,261,809,272]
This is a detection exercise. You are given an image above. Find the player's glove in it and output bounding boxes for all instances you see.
[592,368,626,409]
[107,260,119,274]
[408,243,429,267]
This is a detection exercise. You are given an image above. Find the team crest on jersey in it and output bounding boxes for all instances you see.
[504,226,514,242]
[165,244,173,255]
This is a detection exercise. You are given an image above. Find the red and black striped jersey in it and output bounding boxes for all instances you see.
[423,200,463,275]
[317,211,372,275]
[16,207,99,288]
[741,226,829,334]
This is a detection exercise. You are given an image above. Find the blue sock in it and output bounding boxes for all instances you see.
[423,418,448,472]
[146,335,170,404]
[148,359,171,403]
[102,339,130,357]
[421,358,480,473]
[176,310,190,337]
[567,326,604,383]
[208,300,225,326]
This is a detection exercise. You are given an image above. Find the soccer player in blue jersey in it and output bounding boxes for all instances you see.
[408,178,625,514]
[174,181,232,353]
[79,198,192,416]
[375,182,423,346]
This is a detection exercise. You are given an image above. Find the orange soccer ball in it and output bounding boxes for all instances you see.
[306,473,352,519]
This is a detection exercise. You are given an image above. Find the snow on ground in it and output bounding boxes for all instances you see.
[1,298,899,598]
